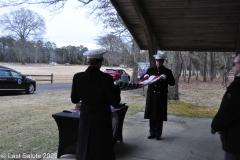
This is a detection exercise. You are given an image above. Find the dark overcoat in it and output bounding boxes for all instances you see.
[143,66,175,121]
[71,66,121,160]
[211,76,240,155]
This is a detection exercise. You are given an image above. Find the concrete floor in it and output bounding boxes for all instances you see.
[43,112,223,160]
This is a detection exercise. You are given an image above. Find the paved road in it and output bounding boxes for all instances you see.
[36,83,72,93]
[0,83,72,96]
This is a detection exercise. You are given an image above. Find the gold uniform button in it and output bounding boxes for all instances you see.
[154,91,156,92]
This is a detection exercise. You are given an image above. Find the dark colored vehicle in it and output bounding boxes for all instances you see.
[0,65,36,94]
[104,69,130,81]
[65,63,71,66]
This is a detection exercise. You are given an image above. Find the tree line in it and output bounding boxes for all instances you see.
[0,35,90,64]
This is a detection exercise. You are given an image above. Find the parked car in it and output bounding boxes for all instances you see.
[65,63,71,66]
[49,62,58,66]
[104,69,130,81]
[0,65,36,94]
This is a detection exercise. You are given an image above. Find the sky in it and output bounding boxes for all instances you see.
[0,0,106,50]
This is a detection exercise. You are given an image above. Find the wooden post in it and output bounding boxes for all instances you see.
[51,73,53,84]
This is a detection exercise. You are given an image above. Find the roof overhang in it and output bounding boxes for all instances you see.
[110,0,240,53]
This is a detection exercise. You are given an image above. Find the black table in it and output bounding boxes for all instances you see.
[52,105,128,158]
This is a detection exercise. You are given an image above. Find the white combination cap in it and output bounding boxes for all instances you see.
[153,52,166,60]
[83,49,106,60]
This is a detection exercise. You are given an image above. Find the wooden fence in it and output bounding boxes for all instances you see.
[26,73,53,83]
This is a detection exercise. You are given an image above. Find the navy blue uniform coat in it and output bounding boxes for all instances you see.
[144,66,175,121]
[71,66,121,160]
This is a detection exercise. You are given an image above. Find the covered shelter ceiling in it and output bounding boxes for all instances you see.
[110,0,240,53]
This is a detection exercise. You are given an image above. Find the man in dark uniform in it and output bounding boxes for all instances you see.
[211,54,240,160]
[71,48,121,160]
[141,52,175,140]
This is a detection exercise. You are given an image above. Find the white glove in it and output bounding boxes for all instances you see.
[114,80,122,86]
[143,74,149,78]
[159,74,166,80]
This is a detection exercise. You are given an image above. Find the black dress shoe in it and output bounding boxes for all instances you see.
[156,137,162,140]
[148,135,156,139]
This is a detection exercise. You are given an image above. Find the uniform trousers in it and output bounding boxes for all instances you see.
[149,119,163,137]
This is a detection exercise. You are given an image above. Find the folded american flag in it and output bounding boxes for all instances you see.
[118,75,160,91]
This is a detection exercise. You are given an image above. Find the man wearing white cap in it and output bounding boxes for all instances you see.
[140,51,175,140]
[71,49,121,160]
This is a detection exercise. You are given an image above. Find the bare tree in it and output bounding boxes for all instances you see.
[209,52,216,81]
[203,52,208,82]
[191,52,201,80]
[95,34,124,52]
[165,51,181,100]
[130,40,141,83]
[44,41,56,63]
[187,57,192,83]
[95,34,127,66]
[180,52,188,82]
[0,8,46,63]
[0,8,45,41]
[187,51,193,83]
[218,52,234,87]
